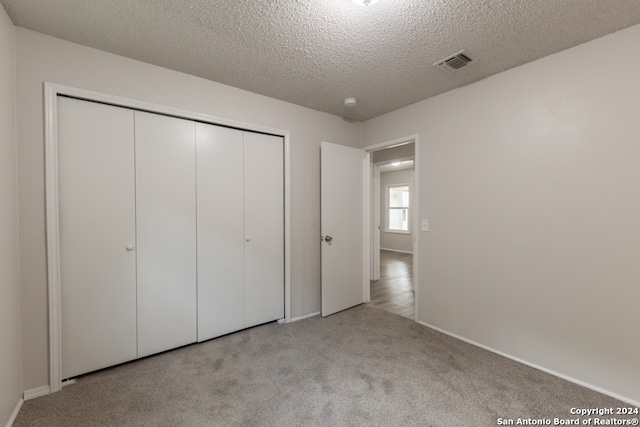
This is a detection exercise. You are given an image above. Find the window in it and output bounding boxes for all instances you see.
[387,184,409,232]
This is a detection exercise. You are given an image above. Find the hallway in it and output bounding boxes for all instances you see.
[369,250,414,319]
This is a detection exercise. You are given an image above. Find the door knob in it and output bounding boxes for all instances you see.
[324,235,333,243]
[125,244,135,252]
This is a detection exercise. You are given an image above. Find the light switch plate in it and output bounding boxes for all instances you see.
[421,219,429,232]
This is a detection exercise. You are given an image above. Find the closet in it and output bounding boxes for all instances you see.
[196,124,284,341]
[59,97,137,379]
[58,96,284,379]
[135,111,197,358]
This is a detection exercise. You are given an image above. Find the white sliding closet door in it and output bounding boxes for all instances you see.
[196,123,245,341]
[58,97,137,379]
[135,111,197,357]
[244,132,284,327]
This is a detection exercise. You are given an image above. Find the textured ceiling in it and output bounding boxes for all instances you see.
[2,0,640,121]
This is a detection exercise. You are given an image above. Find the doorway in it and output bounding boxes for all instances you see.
[366,139,417,320]
[370,250,414,319]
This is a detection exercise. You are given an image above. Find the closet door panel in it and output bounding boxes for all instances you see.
[196,123,245,341]
[244,132,284,327]
[135,111,197,357]
[58,97,137,379]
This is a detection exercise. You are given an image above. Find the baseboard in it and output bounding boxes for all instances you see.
[5,397,23,427]
[380,248,413,254]
[23,386,50,401]
[290,311,321,322]
[417,320,640,408]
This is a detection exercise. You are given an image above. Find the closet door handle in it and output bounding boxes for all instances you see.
[125,244,135,252]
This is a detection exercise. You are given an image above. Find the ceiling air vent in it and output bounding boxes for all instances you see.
[434,50,476,72]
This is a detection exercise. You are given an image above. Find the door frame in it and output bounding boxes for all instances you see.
[44,82,292,393]
[363,135,420,322]
[370,164,381,281]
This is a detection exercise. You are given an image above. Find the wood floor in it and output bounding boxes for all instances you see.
[370,250,414,319]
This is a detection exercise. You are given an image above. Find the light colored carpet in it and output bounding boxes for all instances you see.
[14,304,632,426]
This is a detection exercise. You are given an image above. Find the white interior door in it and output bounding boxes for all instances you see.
[135,111,197,357]
[321,141,368,317]
[58,97,137,379]
[196,123,245,341]
[244,132,285,327]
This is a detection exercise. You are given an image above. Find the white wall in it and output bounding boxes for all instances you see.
[15,28,360,392]
[371,142,414,163]
[361,24,640,404]
[380,169,413,253]
[0,6,23,427]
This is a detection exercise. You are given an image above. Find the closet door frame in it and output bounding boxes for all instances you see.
[44,82,291,393]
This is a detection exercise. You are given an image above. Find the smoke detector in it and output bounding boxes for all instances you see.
[344,97,358,107]
[351,0,380,6]
[434,50,477,72]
